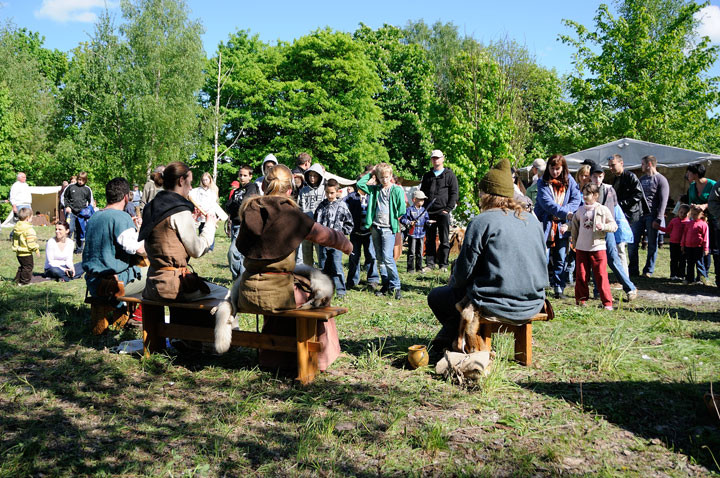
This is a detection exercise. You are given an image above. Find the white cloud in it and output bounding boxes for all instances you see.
[695,5,720,43]
[34,0,116,23]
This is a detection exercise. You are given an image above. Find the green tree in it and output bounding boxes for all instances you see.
[60,0,206,191]
[120,0,206,177]
[486,38,576,160]
[208,29,387,177]
[432,46,517,218]
[560,0,720,151]
[0,24,62,193]
[353,24,434,178]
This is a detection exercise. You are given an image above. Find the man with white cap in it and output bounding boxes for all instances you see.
[420,149,458,272]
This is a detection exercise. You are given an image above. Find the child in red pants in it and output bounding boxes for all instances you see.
[571,184,618,310]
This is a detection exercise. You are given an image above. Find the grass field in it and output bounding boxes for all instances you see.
[1,225,719,477]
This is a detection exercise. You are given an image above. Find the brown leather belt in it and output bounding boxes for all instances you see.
[157,266,188,272]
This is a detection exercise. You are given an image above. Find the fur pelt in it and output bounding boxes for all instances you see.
[293,264,334,309]
[454,295,487,354]
[435,350,495,384]
[448,227,466,257]
[212,299,238,355]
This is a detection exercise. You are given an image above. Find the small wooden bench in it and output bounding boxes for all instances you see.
[477,312,550,366]
[84,296,137,335]
[117,294,347,384]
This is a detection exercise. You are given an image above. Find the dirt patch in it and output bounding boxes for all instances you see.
[637,289,720,304]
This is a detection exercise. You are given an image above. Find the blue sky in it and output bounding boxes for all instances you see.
[1,0,719,76]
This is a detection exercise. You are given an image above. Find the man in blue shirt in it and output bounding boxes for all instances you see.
[83,177,147,298]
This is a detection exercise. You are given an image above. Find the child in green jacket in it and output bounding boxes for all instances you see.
[357,163,407,299]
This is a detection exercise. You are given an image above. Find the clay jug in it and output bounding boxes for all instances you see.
[408,345,429,369]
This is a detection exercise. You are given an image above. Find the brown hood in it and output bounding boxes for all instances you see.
[236,196,315,260]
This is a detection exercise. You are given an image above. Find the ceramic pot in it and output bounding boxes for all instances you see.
[408,344,429,369]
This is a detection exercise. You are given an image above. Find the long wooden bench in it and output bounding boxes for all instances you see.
[476,312,550,366]
[117,294,347,384]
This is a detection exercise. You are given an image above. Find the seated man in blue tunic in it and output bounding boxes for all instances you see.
[428,159,548,352]
[83,177,147,297]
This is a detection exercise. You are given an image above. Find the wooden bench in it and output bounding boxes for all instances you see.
[477,312,550,366]
[117,294,347,384]
[84,296,137,335]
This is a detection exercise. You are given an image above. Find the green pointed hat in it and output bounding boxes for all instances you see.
[480,159,514,198]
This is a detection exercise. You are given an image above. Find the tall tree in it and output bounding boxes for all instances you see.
[60,0,206,192]
[432,45,517,218]
[353,24,434,177]
[120,0,206,177]
[0,24,64,207]
[560,0,720,151]
[486,38,576,160]
[208,29,387,177]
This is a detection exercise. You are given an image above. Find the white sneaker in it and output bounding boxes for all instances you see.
[627,289,638,301]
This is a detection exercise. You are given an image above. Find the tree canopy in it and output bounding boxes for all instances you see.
[561,0,720,151]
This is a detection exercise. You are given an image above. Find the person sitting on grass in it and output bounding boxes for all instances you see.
[12,207,40,285]
[43,221,83,281]
[313,179,354,299]
[428,159,548,351]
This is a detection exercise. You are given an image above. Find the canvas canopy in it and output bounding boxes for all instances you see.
[547,138,720,204]
[2,185,61,228]
[564,138,720,172]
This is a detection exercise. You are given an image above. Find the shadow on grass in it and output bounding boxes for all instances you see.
[626,306,720,323]
[521,380,720,472]
[0,336,450,476]
[691,330,720,341]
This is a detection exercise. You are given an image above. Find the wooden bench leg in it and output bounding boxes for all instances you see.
[480,323,493,352]
[90,303,113,335]
[514,323,532,366]
[295,317,318,384]
[142,304,166,358]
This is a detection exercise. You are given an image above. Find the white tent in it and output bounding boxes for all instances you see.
[2,185,61,228]
[564,138,720,202]
[564,138,720,172]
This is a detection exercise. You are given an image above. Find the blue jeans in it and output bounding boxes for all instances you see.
[347,232,379,287]
[371,226,401,291]
[67,212,76,238]
[605,232,636,293]
[629,215,658,276]
[322,247,346,295]
[43,264,84,281]
[316,244,327,270]
[546,236,568,290]
[227,224,245,280]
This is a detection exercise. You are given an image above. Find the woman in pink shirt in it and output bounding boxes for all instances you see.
[682,205,710,285]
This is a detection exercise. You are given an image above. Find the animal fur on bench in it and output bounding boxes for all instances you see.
[216,264,335,355]
[454,295,486,354]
